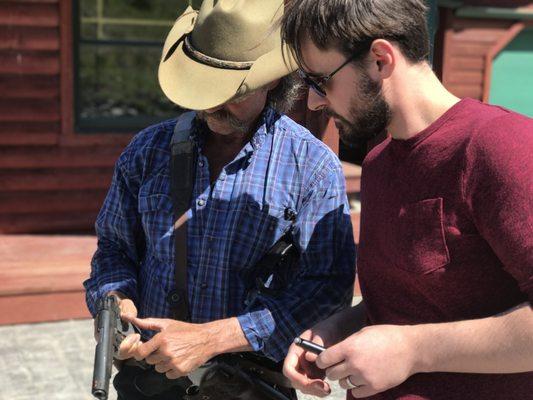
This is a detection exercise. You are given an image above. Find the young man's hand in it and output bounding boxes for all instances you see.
[283,311,352,397]
[317,324,419,398]
[283,328,331,397]
[283,302,367,397]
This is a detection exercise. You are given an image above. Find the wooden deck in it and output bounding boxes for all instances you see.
[0,234,94,325]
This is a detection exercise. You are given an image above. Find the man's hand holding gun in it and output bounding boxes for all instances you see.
[92,294,206,399]
[91,293,141,399]
[109,292,142,359]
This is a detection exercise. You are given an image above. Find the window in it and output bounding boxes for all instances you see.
[74,0,202,132]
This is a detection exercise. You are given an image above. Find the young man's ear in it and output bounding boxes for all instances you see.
[369,39,395,79]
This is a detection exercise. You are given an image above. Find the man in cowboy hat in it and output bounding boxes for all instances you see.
[84,0,355,399]
[280,0,533,399]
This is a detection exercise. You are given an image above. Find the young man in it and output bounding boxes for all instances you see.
[84,1,355,399]
[280,1,533,399]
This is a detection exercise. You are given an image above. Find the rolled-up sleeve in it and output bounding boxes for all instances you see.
[237,164,356,361]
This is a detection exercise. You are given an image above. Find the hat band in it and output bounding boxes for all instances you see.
[183,36,254,70]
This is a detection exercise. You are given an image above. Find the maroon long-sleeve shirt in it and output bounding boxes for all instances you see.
[354,98,533,400]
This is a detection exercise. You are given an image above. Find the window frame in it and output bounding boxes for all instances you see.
[66,0,182,138]
[60,0,132,146]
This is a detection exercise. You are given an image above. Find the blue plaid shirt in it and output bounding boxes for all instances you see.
[84,108,356,361]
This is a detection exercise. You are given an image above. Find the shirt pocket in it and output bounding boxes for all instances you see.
[231,200,293,270]
[138,193,174,264]
[393,197,450,274]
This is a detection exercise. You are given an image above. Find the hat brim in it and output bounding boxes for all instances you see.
[158,8,296,111]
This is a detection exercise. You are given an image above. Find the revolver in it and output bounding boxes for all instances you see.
[91,295,137,399]
[91,295,190,399]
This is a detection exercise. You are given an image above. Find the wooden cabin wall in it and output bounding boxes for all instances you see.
[0,0,336,234]
[0,0,527,234]
[0,0,127,234]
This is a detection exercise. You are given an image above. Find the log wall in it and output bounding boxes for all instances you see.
[0,0,528,234]
[0,1,146,233]
[0,0,339,234]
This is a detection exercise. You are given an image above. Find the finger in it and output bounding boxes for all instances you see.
[166,368,187,380]
[133,334,161,360]
[325,361,350,381]
[283,345,330,397]
[127,317,165,331]
[338,376,366,390]
[117,334,141,360]
[145,352,168,366]
[154,361,173,374]
[299,330,315,340]
[284,343,304,368]
[351,386,378,399]
[305,381,331,397]
[304,351,319,363]
[315,344,345,370]
[303,333,327,363]
[118,299,137,317]
[283,346,306,388]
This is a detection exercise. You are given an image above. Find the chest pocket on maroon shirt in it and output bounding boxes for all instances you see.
[393,197,450,274]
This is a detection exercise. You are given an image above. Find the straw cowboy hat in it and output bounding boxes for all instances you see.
[158,0,297,111]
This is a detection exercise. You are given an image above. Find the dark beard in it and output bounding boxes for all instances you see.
[330,71,392,146]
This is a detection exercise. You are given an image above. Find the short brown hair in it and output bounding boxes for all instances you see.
[281,0,430,67]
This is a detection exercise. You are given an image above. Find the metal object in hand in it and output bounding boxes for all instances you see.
[293,337,325,355]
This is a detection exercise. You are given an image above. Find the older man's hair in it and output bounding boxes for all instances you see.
[267,73,304,114]
[281,0,430,68]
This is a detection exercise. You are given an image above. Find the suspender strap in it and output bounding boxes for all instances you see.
[169,111,197,321]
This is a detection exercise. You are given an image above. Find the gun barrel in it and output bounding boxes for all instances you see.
[92,388,107,400]
[92,298,118,400]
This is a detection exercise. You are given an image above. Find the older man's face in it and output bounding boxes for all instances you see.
[198,88,269,136]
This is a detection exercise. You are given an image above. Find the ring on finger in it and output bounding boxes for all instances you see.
[341,376,364,389]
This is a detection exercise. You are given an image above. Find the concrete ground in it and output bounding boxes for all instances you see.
[0,319,347,400]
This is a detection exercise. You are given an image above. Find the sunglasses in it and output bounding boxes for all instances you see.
[298,43,372,97]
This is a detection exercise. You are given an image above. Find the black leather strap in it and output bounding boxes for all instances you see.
[169,112,197,322]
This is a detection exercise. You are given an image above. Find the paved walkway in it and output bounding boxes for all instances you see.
[0,319,347,400]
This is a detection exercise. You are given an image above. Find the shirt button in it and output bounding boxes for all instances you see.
[200,283,208,290]
[219,174,226,181]
[197,199,205,207]
[198,160,205,167]
[166,290,181,304]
